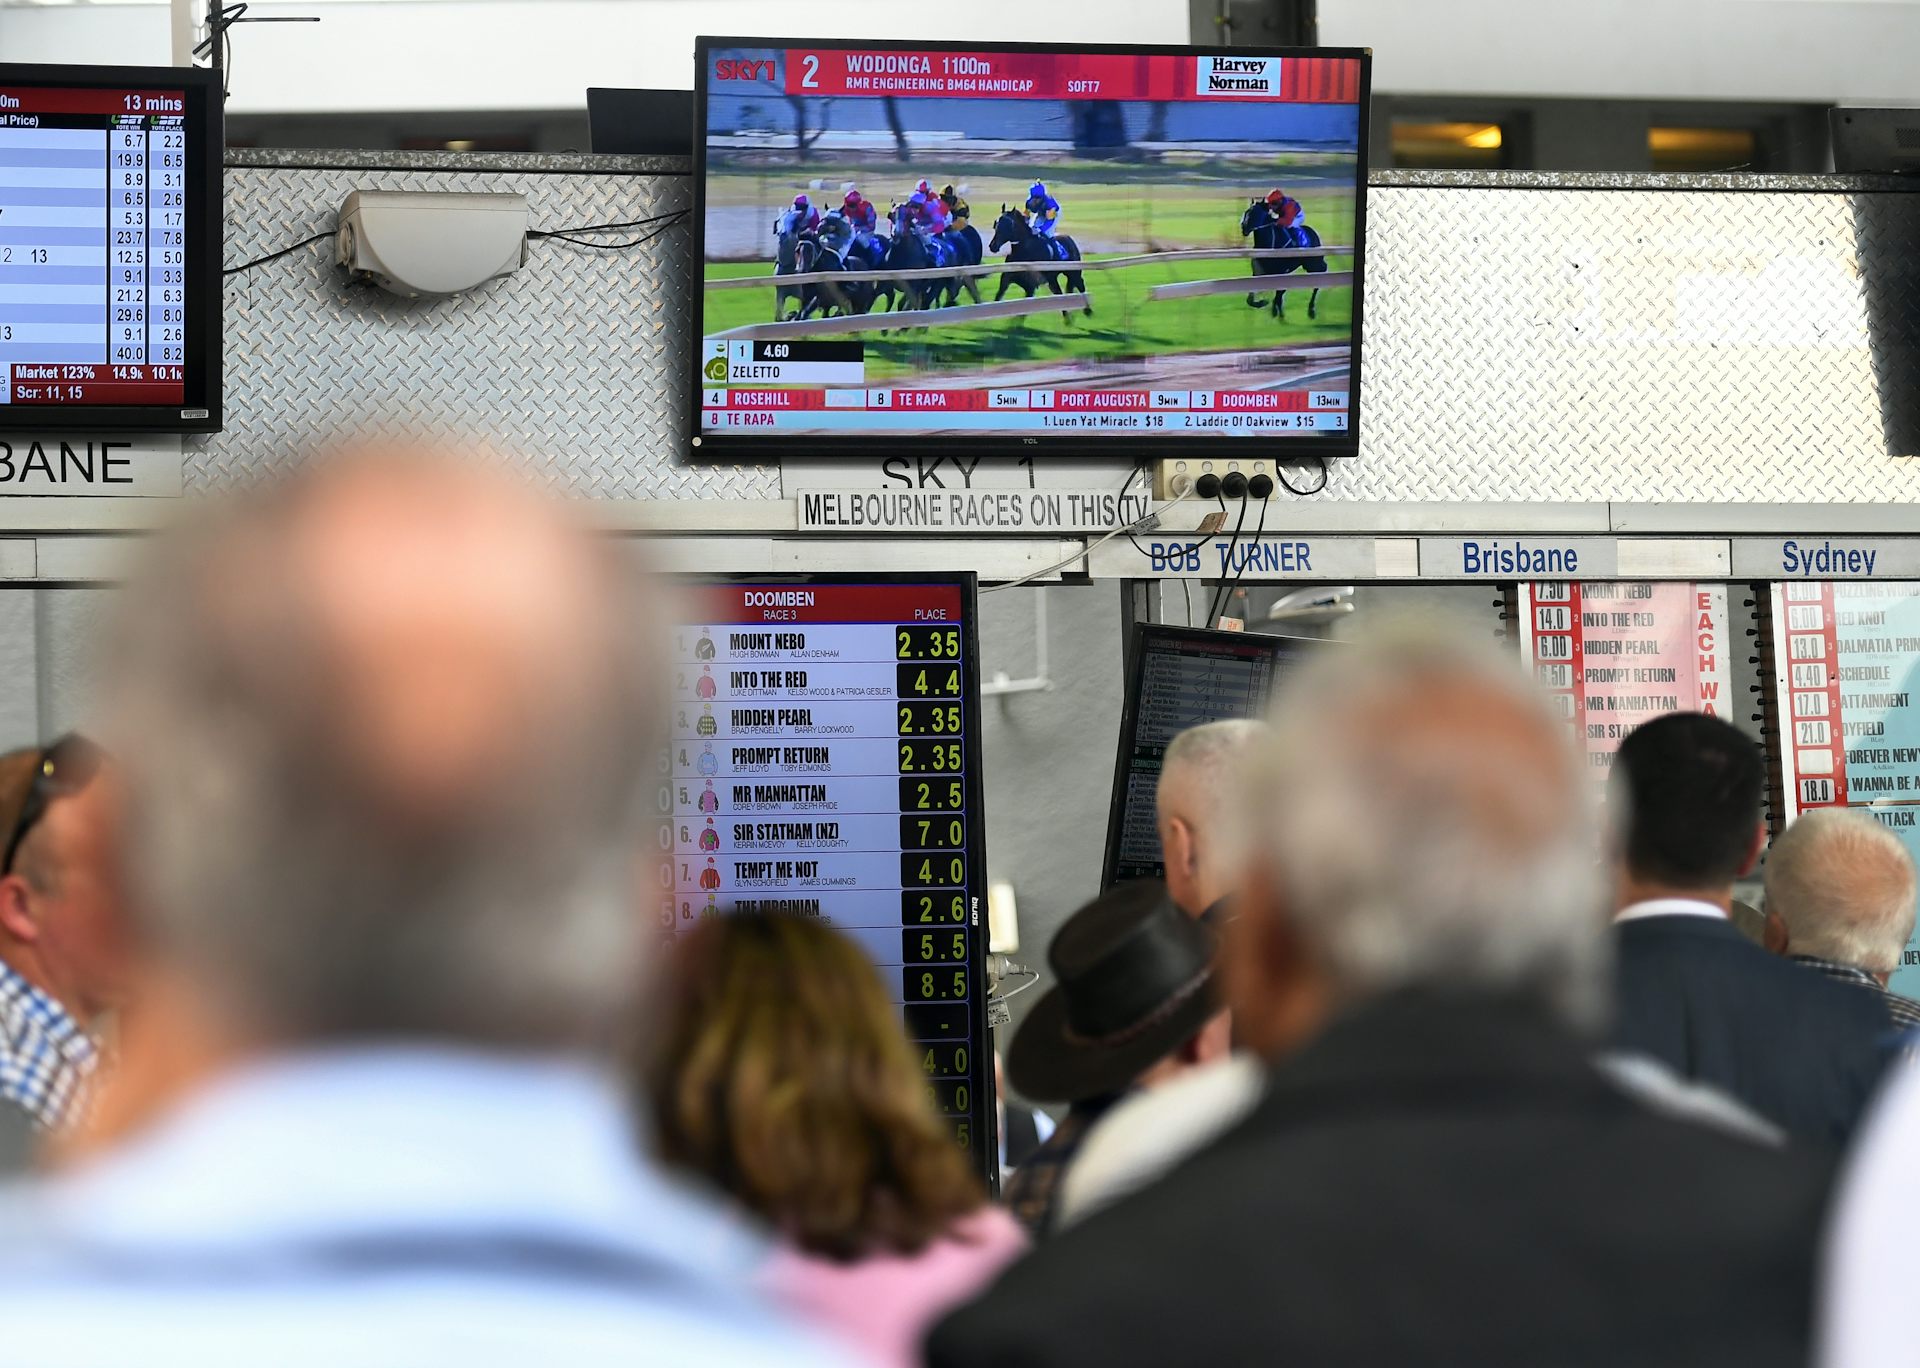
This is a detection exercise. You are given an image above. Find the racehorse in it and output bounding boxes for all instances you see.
[795,236,874,319]
[846,231,892,310]
[1240,199,1329,321]
[771,207,815,321]
[934,221,985,304]
[988,207,1090,319]
[883,205,955,313]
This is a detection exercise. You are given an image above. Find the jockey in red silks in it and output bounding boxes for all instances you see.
[1263,188,1304,231]
[842,188,879,237]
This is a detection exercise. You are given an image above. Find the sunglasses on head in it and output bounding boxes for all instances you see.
[2,734,103,877]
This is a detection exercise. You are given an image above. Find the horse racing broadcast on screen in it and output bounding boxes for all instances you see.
[690,40,1370,454]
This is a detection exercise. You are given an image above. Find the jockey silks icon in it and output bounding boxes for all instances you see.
[699,818,720,852]
[697,704,718,737]
[697,743,719,776]
[696,633,716,660]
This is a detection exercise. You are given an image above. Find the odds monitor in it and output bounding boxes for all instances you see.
[1103,623,1324,889]
[659,574,996,1181]
[0,63,224,432]
[691,39,1369,456]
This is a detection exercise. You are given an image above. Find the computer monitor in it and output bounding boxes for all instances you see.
[0,63,223,432]
[658,573,997,1181]
[1102,623,1323,888]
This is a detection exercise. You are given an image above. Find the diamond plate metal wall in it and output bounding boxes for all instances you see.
[203,155,1920,504]
[1351,183,1920,503]
[208,153,775,499]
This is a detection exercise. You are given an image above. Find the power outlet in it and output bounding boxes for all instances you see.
[1156,457,1279,501]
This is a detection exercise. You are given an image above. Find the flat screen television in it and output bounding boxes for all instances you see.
[1103,623,1326,889]
[0,63,224,433]
[658,573,998,1183]
[691,39,1369,457]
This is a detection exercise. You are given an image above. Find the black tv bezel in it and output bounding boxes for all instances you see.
[0,62,224,435]
[1101,621,1323,890]
[672,570,1000,1189]
[688,36,1370,461]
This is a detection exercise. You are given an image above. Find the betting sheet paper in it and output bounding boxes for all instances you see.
[1520,581,1732,778]
[1773,582,1920,995]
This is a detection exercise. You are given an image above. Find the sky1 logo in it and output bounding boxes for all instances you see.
[714,58,777,83]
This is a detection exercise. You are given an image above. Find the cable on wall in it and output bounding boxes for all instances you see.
[222,207,690,276]
[1277,455,1330,497]
[223,228,334,276]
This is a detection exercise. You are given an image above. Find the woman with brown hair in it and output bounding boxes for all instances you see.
[640,911,1026,1368]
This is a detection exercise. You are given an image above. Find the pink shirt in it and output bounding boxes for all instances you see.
[761,1206,1028,1368]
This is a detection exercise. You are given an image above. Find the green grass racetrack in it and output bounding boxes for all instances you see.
[701,186,1354,383]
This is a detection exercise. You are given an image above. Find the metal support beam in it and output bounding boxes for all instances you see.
[170,0,199,65]
[1194,0,1318,47]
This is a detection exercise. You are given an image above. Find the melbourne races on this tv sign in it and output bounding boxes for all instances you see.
[698,44,1364,440]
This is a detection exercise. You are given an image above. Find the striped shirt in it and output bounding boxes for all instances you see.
[1791,955,1920,1029]
[0,960,96,1130]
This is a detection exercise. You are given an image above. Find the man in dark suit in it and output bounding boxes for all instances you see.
[1608,713,1891,1144]
[930,631,1835,1368]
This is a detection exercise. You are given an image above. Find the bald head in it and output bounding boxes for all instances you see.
[1238,624,1606,1035]
[105,447,659,1045]
[1156,719,1267,917]
[1765,808,1917,977]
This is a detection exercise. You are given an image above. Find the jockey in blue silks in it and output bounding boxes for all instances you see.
[779,193,820,238]
[1025,181,1063,258]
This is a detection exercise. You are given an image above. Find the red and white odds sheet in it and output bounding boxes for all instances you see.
[1519,582,1732,775]
[1771,581,1920,993]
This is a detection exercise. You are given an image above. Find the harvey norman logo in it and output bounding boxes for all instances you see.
[1196,55,1282,96]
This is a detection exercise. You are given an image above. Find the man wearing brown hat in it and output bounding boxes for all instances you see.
[0,734,125,1160]
[1000,879,1231,1235]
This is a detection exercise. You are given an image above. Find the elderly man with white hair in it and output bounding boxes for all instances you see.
[931,623,1834,1368]
[1155,718,1267,921]
[0,449,843,1368]
[1764,807,1920,1027]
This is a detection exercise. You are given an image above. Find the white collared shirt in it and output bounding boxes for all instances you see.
[1614,897,1728,925]
[1821,1063,1920,1365]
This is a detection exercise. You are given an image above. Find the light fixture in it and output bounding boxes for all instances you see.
[335,189,528,298]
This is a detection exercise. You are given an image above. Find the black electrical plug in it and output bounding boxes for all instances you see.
[1195,472,1223,500]
[1221,470,1250,499]
[1248,473,1275,499]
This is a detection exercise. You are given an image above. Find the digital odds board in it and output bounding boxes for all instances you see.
[659,575,995,1178]
[0,64,223,431]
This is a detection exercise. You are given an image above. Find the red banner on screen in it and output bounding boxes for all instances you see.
[686,584,966,626]
[0,88,186,117]
[779,50,1359,104]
